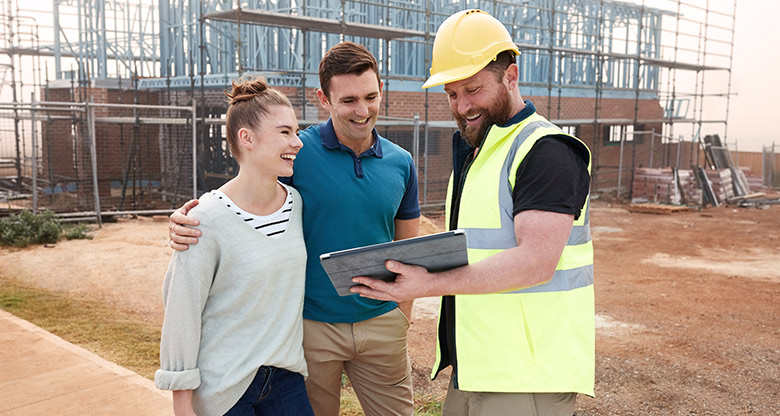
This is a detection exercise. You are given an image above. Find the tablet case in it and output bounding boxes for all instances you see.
[319,230,468,296]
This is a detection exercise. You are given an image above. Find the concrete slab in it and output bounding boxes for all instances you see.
[0,309,172,415]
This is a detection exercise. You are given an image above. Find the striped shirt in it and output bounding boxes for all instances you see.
[211,184,293,239]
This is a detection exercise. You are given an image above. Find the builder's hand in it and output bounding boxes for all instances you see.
[351,260,438,303]
[168,199,201,251]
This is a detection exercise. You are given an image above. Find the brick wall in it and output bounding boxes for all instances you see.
[379,89,668,197]
[42,86,166,211]
[40,83,674,211]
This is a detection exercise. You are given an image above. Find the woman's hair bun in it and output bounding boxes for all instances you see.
[225,76,270,105]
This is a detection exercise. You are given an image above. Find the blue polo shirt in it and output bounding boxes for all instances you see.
[284,119,420,323]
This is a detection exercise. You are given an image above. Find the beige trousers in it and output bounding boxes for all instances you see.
[443,378,576,416]
[302,308,413,416]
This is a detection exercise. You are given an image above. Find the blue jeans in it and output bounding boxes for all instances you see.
[224,366,314,416]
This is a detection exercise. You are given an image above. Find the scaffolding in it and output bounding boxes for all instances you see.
[0,0,741,215]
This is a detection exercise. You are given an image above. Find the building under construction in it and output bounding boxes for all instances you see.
[3,0,768,220]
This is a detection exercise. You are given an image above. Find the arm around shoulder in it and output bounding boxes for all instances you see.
[169,199,202,251]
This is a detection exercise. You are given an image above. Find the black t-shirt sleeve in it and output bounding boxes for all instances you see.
[512,135,591,219]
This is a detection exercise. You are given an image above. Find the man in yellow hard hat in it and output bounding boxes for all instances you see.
[352,9,594,416]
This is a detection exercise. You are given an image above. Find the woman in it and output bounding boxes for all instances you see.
[155,76,313,416]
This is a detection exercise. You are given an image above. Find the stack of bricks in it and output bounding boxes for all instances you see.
[632,168,695,204]
[706,169,734,202]
[739,167,763,191]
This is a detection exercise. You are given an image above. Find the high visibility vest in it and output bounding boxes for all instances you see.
[436,112,595,395]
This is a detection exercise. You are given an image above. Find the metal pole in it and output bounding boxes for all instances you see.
[675,135,682,170]
[302,29,307,121]
[87,98,102,227]
[649,128,655,168]
[762,145,767,188]
[8,18,22,191]
[413,114,420,174]
[722,0,737,144]
[547,0,555,118]
[628,1,646,201]
[423,1,430,206]
[592,0,606,193]
[30,93,38,213]
[53,0,62,77]
[617,127,626,200]
[192,100,197,200]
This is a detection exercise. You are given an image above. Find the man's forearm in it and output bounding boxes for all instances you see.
[430,245,558,296]
[435,210,573,295]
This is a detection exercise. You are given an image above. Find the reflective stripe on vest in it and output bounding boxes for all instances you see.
[462,118,594,294]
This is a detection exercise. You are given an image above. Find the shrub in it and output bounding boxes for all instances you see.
[63,223,93,240]
[0,211,63,247]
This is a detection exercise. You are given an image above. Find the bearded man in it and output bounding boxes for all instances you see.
[352,9,595,416]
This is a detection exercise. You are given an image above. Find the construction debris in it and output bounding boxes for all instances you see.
[726,192,765,204]
[735,196,780,209]
[703,134,752,199]
[632,168,694,205]
[627,203,690,215]
[693,166,719,207]
[631,134,766,209]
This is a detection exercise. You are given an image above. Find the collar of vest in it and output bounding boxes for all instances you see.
[496,100,537,128]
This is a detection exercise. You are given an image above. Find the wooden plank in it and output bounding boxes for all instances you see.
[726,192,766,203]
[0,203,30,212]
[626,203,690,215]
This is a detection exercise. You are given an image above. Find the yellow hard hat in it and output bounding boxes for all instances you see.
[422,9,520,89]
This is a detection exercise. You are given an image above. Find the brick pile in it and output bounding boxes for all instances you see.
[632,168,695,204]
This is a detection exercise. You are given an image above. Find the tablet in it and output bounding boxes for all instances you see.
[319,230,468,296]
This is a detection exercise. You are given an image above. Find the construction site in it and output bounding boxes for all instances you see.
[0,0,777,217]
[1,0,779,415]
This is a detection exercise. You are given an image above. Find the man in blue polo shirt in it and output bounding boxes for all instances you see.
[169,41,420,416]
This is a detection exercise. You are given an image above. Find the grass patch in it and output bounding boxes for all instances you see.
[338,389,443,415]
[338,371,444,415]
[0,277,444,414]
[63,223,94,240]
[339,386,364,416]
[0,277,160,379]
[414,394,444,415]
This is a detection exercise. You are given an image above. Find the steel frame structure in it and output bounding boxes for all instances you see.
[0,0,738,206]
[0,0,735,127]
[146,0,682,94]
[51,0,159,81]
[23,1,726,94]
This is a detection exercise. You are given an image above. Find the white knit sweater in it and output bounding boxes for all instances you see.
[155,188,307,416]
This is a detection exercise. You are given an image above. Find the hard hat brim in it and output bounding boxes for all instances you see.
[421,66,480,89]
[421,45,521,89]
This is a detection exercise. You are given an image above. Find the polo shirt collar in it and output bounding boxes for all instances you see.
[320,118,383,158]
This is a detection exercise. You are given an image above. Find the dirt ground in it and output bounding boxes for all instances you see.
[1,197,780,415]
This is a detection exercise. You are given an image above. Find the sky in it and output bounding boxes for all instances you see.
[2,0,778,153]
[726,0,780,152]
[639,0,780,152]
